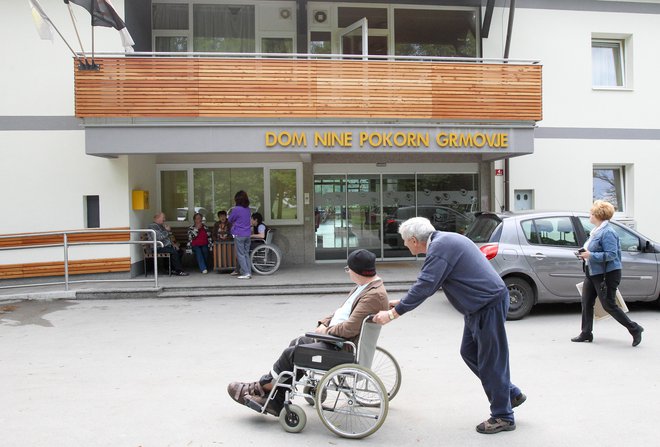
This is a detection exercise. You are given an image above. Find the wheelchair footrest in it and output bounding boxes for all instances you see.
[246,398,264,413]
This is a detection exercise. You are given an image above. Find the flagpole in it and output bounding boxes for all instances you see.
[66,3,91,66]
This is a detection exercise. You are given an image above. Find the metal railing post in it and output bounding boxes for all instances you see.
[63,233,69,291]
[151,230,159,288]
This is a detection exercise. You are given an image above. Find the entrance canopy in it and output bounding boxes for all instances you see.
[85,122,534,160]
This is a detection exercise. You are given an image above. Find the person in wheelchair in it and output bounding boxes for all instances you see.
[249,212,268,250]
[227,249,389,417]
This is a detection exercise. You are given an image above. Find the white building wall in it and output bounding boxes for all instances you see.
[485,3,660,241]
[0,1,132,264]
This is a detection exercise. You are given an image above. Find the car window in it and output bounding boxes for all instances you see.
[521,217,578,247]
[465,214,501,243]
[578,217,641,252]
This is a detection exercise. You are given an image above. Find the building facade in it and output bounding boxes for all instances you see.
[1,0,658,278]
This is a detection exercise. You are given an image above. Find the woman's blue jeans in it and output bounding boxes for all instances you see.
[191,245,210,272]
[234,236,252,276]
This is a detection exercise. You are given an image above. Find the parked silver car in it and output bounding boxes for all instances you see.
[465,211,660,320]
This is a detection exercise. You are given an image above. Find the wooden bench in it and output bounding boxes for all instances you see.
[141,227,192,276]
[141,233,171,277]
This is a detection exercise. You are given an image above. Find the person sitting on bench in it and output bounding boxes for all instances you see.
[148,212,188,276]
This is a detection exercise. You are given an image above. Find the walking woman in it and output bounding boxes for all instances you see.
[572,200,644,346]
[229,191,253,279]
[187,212,213,274]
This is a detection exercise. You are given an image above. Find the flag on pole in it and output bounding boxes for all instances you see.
[29,0,55,41]
[64,0,135,52]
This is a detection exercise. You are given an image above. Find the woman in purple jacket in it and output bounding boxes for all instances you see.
[228,190,253,279]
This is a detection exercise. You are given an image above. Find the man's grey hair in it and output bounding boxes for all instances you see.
[398,217,435,242]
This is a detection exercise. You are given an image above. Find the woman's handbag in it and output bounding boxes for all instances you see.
[575,281,629,321]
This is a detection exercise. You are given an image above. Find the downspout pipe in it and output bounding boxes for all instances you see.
[503,0,516,211]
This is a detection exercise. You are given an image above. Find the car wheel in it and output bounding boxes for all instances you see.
[505,277,535,320]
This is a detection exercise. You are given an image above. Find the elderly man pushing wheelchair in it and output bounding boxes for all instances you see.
[373,217,526,434]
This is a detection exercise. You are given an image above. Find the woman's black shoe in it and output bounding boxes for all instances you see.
[571,333,593,343]
[631,326,644,347]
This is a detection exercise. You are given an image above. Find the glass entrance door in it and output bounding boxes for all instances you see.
[346,175,381,257]
[314,173,479,261]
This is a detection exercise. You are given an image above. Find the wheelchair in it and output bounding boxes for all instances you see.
[246,316,401,439]
[249,228,282,275]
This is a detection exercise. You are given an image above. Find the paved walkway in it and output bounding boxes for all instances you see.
[0,260,424,301]
[1,292,658,447]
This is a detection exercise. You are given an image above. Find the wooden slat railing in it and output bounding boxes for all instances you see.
[74,57,542,121]
[0,228,131,279]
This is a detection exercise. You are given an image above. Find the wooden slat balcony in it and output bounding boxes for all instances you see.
[74,56,542,121]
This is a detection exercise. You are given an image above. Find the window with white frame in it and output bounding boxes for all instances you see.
[152,1,296,53]
[593,166,624,212]
[591,35,631,89]
[158,164,303,225]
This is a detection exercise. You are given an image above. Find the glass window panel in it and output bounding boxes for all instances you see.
[611,225,641,252]
[262,37,293,54]
[314,175,348,259]
[160,170,188,222]
[338,7,388,29]
[193,168,264,222]
[383,175,415,257]
[310,31,331,54]
[155,36,188,52]
[270,169,297,220]
[526,217,578,247]
[153,3,189,30]
[592,40,623,87]
[416,174,479,234]
[593,167,623,211]
[193,4,255,52]
[394,9,477,57]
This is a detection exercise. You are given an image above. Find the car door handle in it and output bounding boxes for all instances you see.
[529,253,546,260]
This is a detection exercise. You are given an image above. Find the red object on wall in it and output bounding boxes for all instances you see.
[495,169,504,176]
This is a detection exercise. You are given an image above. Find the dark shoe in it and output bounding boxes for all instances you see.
[227,381,265,405]
[512,393,527,408]
[244,395,282,417]
[476,417,516,434]
[571,333,593,343]
[631,325,644,347]
[230,271,240,276]
[175,271,189,276]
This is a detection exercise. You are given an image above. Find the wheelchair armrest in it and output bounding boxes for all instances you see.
[304,332,345,344]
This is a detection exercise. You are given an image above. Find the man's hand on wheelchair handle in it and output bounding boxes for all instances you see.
[373,305,399,325]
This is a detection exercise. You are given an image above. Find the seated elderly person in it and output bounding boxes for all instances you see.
[227,249,388,416]
[148,212,188,276]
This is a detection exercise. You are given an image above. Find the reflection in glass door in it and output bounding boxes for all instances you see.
[382,175,416,258]
[314,173,479,261]
[314,175,348,260]
[347,175,381,257]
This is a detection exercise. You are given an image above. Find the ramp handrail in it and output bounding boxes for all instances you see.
[0,229,162,291]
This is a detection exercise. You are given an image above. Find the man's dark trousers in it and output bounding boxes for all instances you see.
[158,245,184,272]
[459,292,520,422]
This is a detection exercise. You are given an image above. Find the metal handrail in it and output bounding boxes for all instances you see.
[79,51,541,65]
[0,229,163,291]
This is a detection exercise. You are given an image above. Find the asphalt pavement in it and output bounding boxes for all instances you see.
[1,289,658,447]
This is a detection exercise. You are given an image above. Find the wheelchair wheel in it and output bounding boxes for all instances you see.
[278,404,307,433]
[250,244,281,275]
[371,347,402,401]
[316,364,388,439]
